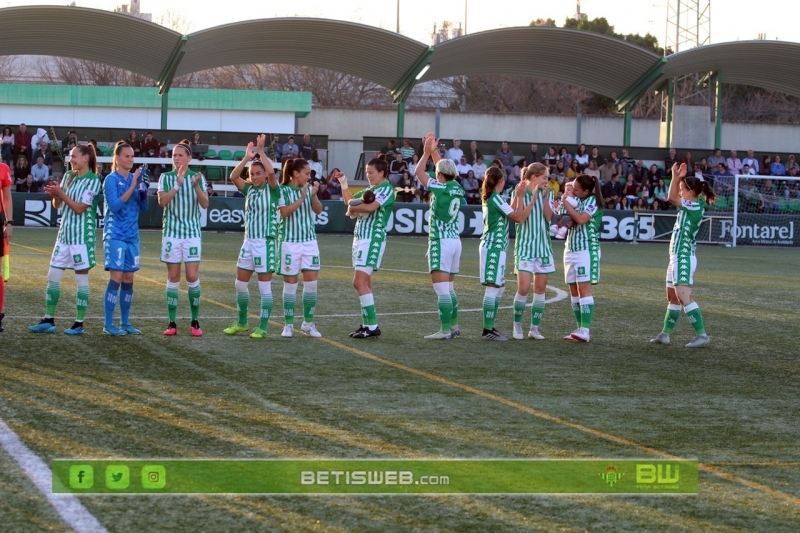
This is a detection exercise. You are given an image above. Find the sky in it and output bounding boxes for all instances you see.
[1,0,796,45]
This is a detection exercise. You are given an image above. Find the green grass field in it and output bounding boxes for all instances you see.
[1,228,799,532]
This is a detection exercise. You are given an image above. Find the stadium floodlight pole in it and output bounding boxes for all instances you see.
[732,174,740,248]
[396,0,400,33]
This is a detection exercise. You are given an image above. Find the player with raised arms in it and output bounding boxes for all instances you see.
[29,144,101,334]
[0,156,12,332]
[561,174,604,342]
[511,162,554,340]
[276,157,323,338]
[158,140,208,336]
[223,136,280,338]
[414,132,465,340]
[650,162,716,347]
[479,167,535,341]
[101,141,149,336]
[337,155,395,339]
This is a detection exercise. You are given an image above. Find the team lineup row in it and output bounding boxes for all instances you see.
[18,133,715,347]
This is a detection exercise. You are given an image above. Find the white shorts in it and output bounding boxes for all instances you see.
[353,238,386,271]
[237,238,277,274]
[428,238,461,274]
[51,243,95,271]
[516,254,556,275]
[161,237,202,264]
[666,253,696,287]
[564,250,591,284]
[280,240,321,276]
[479,246,506,286]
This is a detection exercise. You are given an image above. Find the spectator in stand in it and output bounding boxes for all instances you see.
[566,158,581,180]
[770,155,786,176]
[759,155,772,175]
[380,139,397,156]
[707,148,726,168]
[785,154,799,175]
[408,153,419,175]
[653,179,669,210]
[508,159,524,187]
[61,130,78,153]
[574,143,588,167]
[31,157,49,185]
[281,136,299,162]
[472,155,488,178]
[524,143,538,165]
[697,157,710,174]
[13,156,30,185]
[141,131,160,157]
[742,150,759,174]
[15,124,32,162]
[726,150,743,175]
[206,183,218,197]
[127,130,141,157]
[712,163,734,197]
[630,160,647,184]
[552,160,567,184]
[584,160,600,180]
[542,146,558,170]
[664,148,678,171]
[388,152,407,186]
[558,147,572,167]
[399,139,415,162]
[31,128,50,153]
[639,181,653,208]
[633,197,647,210]
[602,174,623,208]
[300,134,315,160]
[693,162,705,180]
[456,156,472,179]
[599,158,616,184]
[607,151,620,169]
[325,168,342,198]
[742,164,756,176]
[308,149,324,179]
[395,170,416,203]
[465,141,482,165]
[445,139,463,162]
[462,170,479,204]
[17,173,39,193]
[268,134,282,162]
[1,126,14,166]
[495,141,514,174]
[436,142,446,160]
[316,173,332,201]
[680,151,695,171]
[624,174,639,205]
[190,132,205,160]
[588,145,604,167]
[32,140,53,170]
[547,172,560,196]
[647,164,662,185]
[619,148,636,177]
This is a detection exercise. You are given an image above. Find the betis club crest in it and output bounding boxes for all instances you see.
[600,465,623,487]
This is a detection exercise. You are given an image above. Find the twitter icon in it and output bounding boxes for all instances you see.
[105,465,130,489]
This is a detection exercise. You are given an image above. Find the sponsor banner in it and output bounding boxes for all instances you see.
[53,459,698,494]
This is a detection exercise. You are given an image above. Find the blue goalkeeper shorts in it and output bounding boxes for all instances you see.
[104,239,140,272]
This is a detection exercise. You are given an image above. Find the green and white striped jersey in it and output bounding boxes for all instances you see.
[427,179,464,240]
[565,195,598,252]
[159,170,207,239]
[481,191,514,250]
[512,187,554,258]
[353,180,395,241]
[278,184,317,243]
[588,204,603,245]
[669,198,706,256]
[56,171,101,246]
[242,182,273,239]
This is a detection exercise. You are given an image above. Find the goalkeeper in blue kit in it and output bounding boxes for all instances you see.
[101,141,150,335]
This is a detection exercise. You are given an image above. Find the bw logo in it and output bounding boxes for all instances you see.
[25,200,52,227]
[600,466,623,487]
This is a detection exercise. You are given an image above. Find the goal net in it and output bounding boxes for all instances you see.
[706,174,800,247]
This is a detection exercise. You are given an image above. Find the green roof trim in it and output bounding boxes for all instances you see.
[0,84,312,118]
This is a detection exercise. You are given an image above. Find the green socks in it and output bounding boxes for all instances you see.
[360,293,378,327]
[513,293,526,324]
[46,281,61,317]
[302,280,318,323]
[166,281,180,323]
[187,281,201,321]
[580,296,594,329]
[531,293,546,327]
[662,304,682,333]
[571,295,581,328]
[684,302,706,335]
[283,282,297,325]
[235,279,249,326]
[259,281,273,330]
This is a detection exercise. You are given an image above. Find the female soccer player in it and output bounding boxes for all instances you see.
[561,174,604,342]
[157,140,208,336]
[650,163,716,348]
[102,141,149,336]
[480,167,533,341]
[511,162,554,340]
[337,155,395,339]
[0,157,12,332]
[277,157,323,338]
[29,144,102,334]
[414,133,465,340]
[223,136,280,339]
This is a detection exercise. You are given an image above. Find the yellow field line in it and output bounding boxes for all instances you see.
[13,242,800,506]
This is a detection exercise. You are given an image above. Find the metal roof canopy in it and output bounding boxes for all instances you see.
[418,27,662,101]
[0,6,181,81]
[648,41,800,99]
[177,18,429,91]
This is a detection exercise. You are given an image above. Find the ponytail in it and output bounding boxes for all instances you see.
[73,143,98,175]
[367,154,389,180]
[523,162,547,181]
[575,173,602,204]
[481,166,505,203]
[111,141,131,171]
[684,176,717,205]
[281,158,309,185]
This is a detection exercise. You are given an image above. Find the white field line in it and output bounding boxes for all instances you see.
[0,417,107,533]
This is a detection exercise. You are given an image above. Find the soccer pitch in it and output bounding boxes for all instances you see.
[1,228,799,532]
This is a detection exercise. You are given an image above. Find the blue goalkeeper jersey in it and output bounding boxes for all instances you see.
[103,170,149,243]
